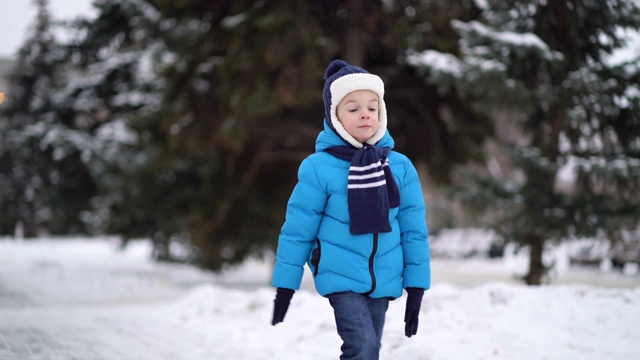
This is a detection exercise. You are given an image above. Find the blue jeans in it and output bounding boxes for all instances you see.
[327,292,390,360]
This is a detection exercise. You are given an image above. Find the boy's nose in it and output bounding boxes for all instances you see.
[360,112,370,119]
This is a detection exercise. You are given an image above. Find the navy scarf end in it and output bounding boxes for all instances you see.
[325,145,401,236]
[349,223,393,235]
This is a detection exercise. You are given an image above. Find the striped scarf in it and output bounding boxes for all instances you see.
[325,145,400,235]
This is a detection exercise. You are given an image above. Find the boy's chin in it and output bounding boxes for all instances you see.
[353,133,374,144]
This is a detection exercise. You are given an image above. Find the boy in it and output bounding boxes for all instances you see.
[271,59,431,359]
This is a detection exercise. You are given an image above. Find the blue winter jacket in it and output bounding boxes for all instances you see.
[272,121,431,298]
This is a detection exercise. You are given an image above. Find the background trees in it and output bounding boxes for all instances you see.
[0,0,98,237]
[1,0,638,283]
[409,0,640,284]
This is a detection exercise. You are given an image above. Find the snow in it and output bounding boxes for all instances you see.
[608,28,640,66]
[407,50,463,78]
[222,13,248,29]
[430,228,499,258]
[451,20,563,61]
[1,235,639,359]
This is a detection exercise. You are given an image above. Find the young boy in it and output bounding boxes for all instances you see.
[271,59,431,359]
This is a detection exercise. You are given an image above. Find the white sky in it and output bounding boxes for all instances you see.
[0,0,95,58]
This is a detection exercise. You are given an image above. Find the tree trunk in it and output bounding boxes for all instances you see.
[23,204,39,238]
[344,0,365,67]
[151,231,171,261]
[525,235,546,285]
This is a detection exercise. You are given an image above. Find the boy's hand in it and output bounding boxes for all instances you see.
[404,287,424,337]
[271,288,295,325]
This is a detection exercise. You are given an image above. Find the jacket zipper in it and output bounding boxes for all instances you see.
[364,233,378,296]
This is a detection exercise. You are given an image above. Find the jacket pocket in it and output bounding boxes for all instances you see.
[310,239,321,276]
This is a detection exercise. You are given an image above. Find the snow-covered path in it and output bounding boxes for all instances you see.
[1,238,639,359]
[0,238,220,359]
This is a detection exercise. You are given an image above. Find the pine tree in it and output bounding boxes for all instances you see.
[57,0,490,269]
[124,0,489,269]
[59,0,168,239]
[57,0,327,265]
[409,0,640,284]
[0,0,97,236]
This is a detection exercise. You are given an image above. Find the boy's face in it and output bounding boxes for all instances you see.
[336,90,380,144]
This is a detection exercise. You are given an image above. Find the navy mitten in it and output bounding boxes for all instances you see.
[404,287,424,337]
[271,288,295,326]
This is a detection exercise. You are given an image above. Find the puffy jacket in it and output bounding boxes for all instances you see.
[272,121,431,298]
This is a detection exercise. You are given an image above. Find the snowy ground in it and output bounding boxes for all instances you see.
[0,236,639,360]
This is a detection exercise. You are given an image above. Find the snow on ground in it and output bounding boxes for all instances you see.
[0,236,639,359]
